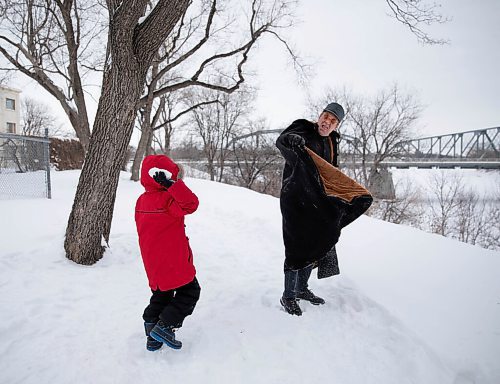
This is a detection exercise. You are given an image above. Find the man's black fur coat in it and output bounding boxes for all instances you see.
[276,119,373,270]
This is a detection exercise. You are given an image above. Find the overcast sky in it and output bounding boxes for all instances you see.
[252,0,500,136]
[9,0,499,139]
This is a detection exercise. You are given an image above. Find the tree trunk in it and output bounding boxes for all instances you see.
[64,0,190,265]
[130,126,153,181]
[65,63,143,264]
[207,158,215,181]
[164,123,172,156]
[67,110,91,153]
[131,58,160,181]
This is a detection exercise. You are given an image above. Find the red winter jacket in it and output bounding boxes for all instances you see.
[135,155,199,291]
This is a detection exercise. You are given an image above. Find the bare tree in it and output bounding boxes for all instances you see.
[21,97,57,136]
[368,171,500,251]
[153,95,220,154]
[130,0,301,180]
[454,190,488,245]
[475,181,500,250]
[190,86,252,181]
[230,119,282,191]
[64,0,192,265]
[426,177,500,250]
[350,85,420,185]
[481,203,500,250]
[367,178,424,226]
[151,93,180,157]
[427,171,464,237]
[0,0,107,152]
[312,85,422,190]
[131,87,219,181]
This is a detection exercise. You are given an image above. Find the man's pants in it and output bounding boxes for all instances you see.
[143,277,201,328]
[283,245,339,298]
[283,264,313,299]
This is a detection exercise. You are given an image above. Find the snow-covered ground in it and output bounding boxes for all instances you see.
[1,170,499,384]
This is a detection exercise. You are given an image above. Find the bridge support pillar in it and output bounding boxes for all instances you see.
[368,166,396,200]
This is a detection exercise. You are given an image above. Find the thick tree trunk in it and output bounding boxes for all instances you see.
[65,63,143,264]
[64,0,190,265]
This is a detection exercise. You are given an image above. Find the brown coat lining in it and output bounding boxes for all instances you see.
[305,147,370,203]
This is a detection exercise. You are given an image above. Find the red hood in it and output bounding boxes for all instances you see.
[140,155,180,191]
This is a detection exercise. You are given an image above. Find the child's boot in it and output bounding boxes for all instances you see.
[144,322,163,351]
[150,320,182,350]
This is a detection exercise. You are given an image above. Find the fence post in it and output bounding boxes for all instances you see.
[45,128,52,199]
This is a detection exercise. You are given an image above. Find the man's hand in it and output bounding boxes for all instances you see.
[153,171,174,189]
[288,134,305,147]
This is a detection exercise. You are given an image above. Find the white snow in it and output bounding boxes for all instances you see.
[0,170,499,384]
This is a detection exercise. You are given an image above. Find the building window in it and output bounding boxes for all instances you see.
[6,98,15,110]
[6,122,16,133]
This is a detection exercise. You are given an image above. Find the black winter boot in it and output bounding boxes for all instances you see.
[296,289,325,305]
[144,322,163,351]
[280,296,302,316]
[296,264,326,305]
[150,320,182,350]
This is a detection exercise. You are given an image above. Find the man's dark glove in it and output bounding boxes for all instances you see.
[153,171,174,189]
[287,134,305,147]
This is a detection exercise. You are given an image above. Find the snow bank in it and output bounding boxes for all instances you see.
[1,170,498,383]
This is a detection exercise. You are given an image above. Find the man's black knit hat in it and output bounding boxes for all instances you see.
[323,102,345,122]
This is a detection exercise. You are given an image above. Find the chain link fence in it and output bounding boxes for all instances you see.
[0,131,51,199]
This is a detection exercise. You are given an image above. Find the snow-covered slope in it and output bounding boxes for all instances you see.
[0,171,499,384]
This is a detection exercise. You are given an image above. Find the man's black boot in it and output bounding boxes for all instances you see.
[296,264,325,305]
[280,296,302,316]
[297,289,325,305]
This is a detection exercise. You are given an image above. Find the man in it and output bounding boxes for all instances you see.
[276,102,372,316]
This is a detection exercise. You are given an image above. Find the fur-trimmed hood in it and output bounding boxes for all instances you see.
[140,155,180,191]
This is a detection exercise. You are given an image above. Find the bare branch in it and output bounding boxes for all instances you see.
[385,0,449,45]
[154,0,218,81]
[154,99,221,129]
[138,0,300,105]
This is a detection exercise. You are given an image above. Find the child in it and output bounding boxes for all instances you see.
[135,155,201,351]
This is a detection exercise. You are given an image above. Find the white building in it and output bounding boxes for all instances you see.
[0,86,21,135]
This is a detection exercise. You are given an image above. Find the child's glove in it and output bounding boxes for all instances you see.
[153,171,174,189]
[287,134,305,147]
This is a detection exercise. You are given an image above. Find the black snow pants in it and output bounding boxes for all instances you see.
[143,277,201,328]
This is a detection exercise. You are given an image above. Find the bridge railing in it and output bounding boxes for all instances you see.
[394,127,499,160]
[225,126,500,169]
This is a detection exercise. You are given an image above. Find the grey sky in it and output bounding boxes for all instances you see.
[253,0,500,136]
[8,0,499,139]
